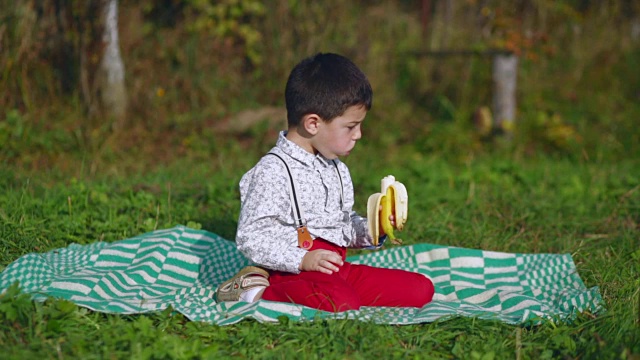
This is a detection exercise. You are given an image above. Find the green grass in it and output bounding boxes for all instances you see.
[1,142,638,359]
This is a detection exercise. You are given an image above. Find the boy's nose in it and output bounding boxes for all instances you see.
[353,128,362,140]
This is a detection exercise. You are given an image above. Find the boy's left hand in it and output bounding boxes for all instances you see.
[300,250,344,274]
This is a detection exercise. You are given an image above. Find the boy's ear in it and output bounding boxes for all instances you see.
[301,113,322,135]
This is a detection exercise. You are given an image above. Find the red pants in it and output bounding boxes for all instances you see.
[261,239,435,312]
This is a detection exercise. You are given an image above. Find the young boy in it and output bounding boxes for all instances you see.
[216,53,434,312]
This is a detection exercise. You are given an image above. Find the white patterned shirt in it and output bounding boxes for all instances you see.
[236,131,378,273]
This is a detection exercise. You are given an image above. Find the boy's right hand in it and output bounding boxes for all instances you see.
[300,250,343,275]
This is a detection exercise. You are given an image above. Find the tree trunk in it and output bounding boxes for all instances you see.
[421,0,431,41]
[98,0,127,125]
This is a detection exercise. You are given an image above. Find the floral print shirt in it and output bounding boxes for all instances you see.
[236,131,377,273]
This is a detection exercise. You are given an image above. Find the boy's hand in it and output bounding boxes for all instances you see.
[300,250,343,274]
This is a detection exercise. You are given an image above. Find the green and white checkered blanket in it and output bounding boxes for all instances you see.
[0,226,602,325]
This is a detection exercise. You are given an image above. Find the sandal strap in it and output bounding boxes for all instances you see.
[241,276,269,289]
[216,266,270,302]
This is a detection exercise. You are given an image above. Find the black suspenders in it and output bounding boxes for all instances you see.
[267,152,344,250]
[266,152,305,228]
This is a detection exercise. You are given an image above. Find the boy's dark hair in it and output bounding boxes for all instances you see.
[285,53,372,126]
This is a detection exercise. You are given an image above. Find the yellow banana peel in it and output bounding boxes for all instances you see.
[367,175,408,246]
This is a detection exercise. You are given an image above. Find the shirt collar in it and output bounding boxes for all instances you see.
[276,131,333,167]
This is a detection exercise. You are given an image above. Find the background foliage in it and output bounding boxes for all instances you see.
[1,0,639,176]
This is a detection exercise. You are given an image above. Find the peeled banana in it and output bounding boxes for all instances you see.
[367,175,408,246]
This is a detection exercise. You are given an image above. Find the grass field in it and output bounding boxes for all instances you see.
[1,136,638,359]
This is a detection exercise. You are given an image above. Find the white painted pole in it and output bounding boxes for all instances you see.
[100,0,127,121]
[492,53,518,138]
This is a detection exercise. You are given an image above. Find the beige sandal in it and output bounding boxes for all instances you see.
[215,266,270,302]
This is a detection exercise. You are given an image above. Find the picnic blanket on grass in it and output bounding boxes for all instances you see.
[0,226,602,325]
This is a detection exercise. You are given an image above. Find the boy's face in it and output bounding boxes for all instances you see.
[312,105,366,159]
